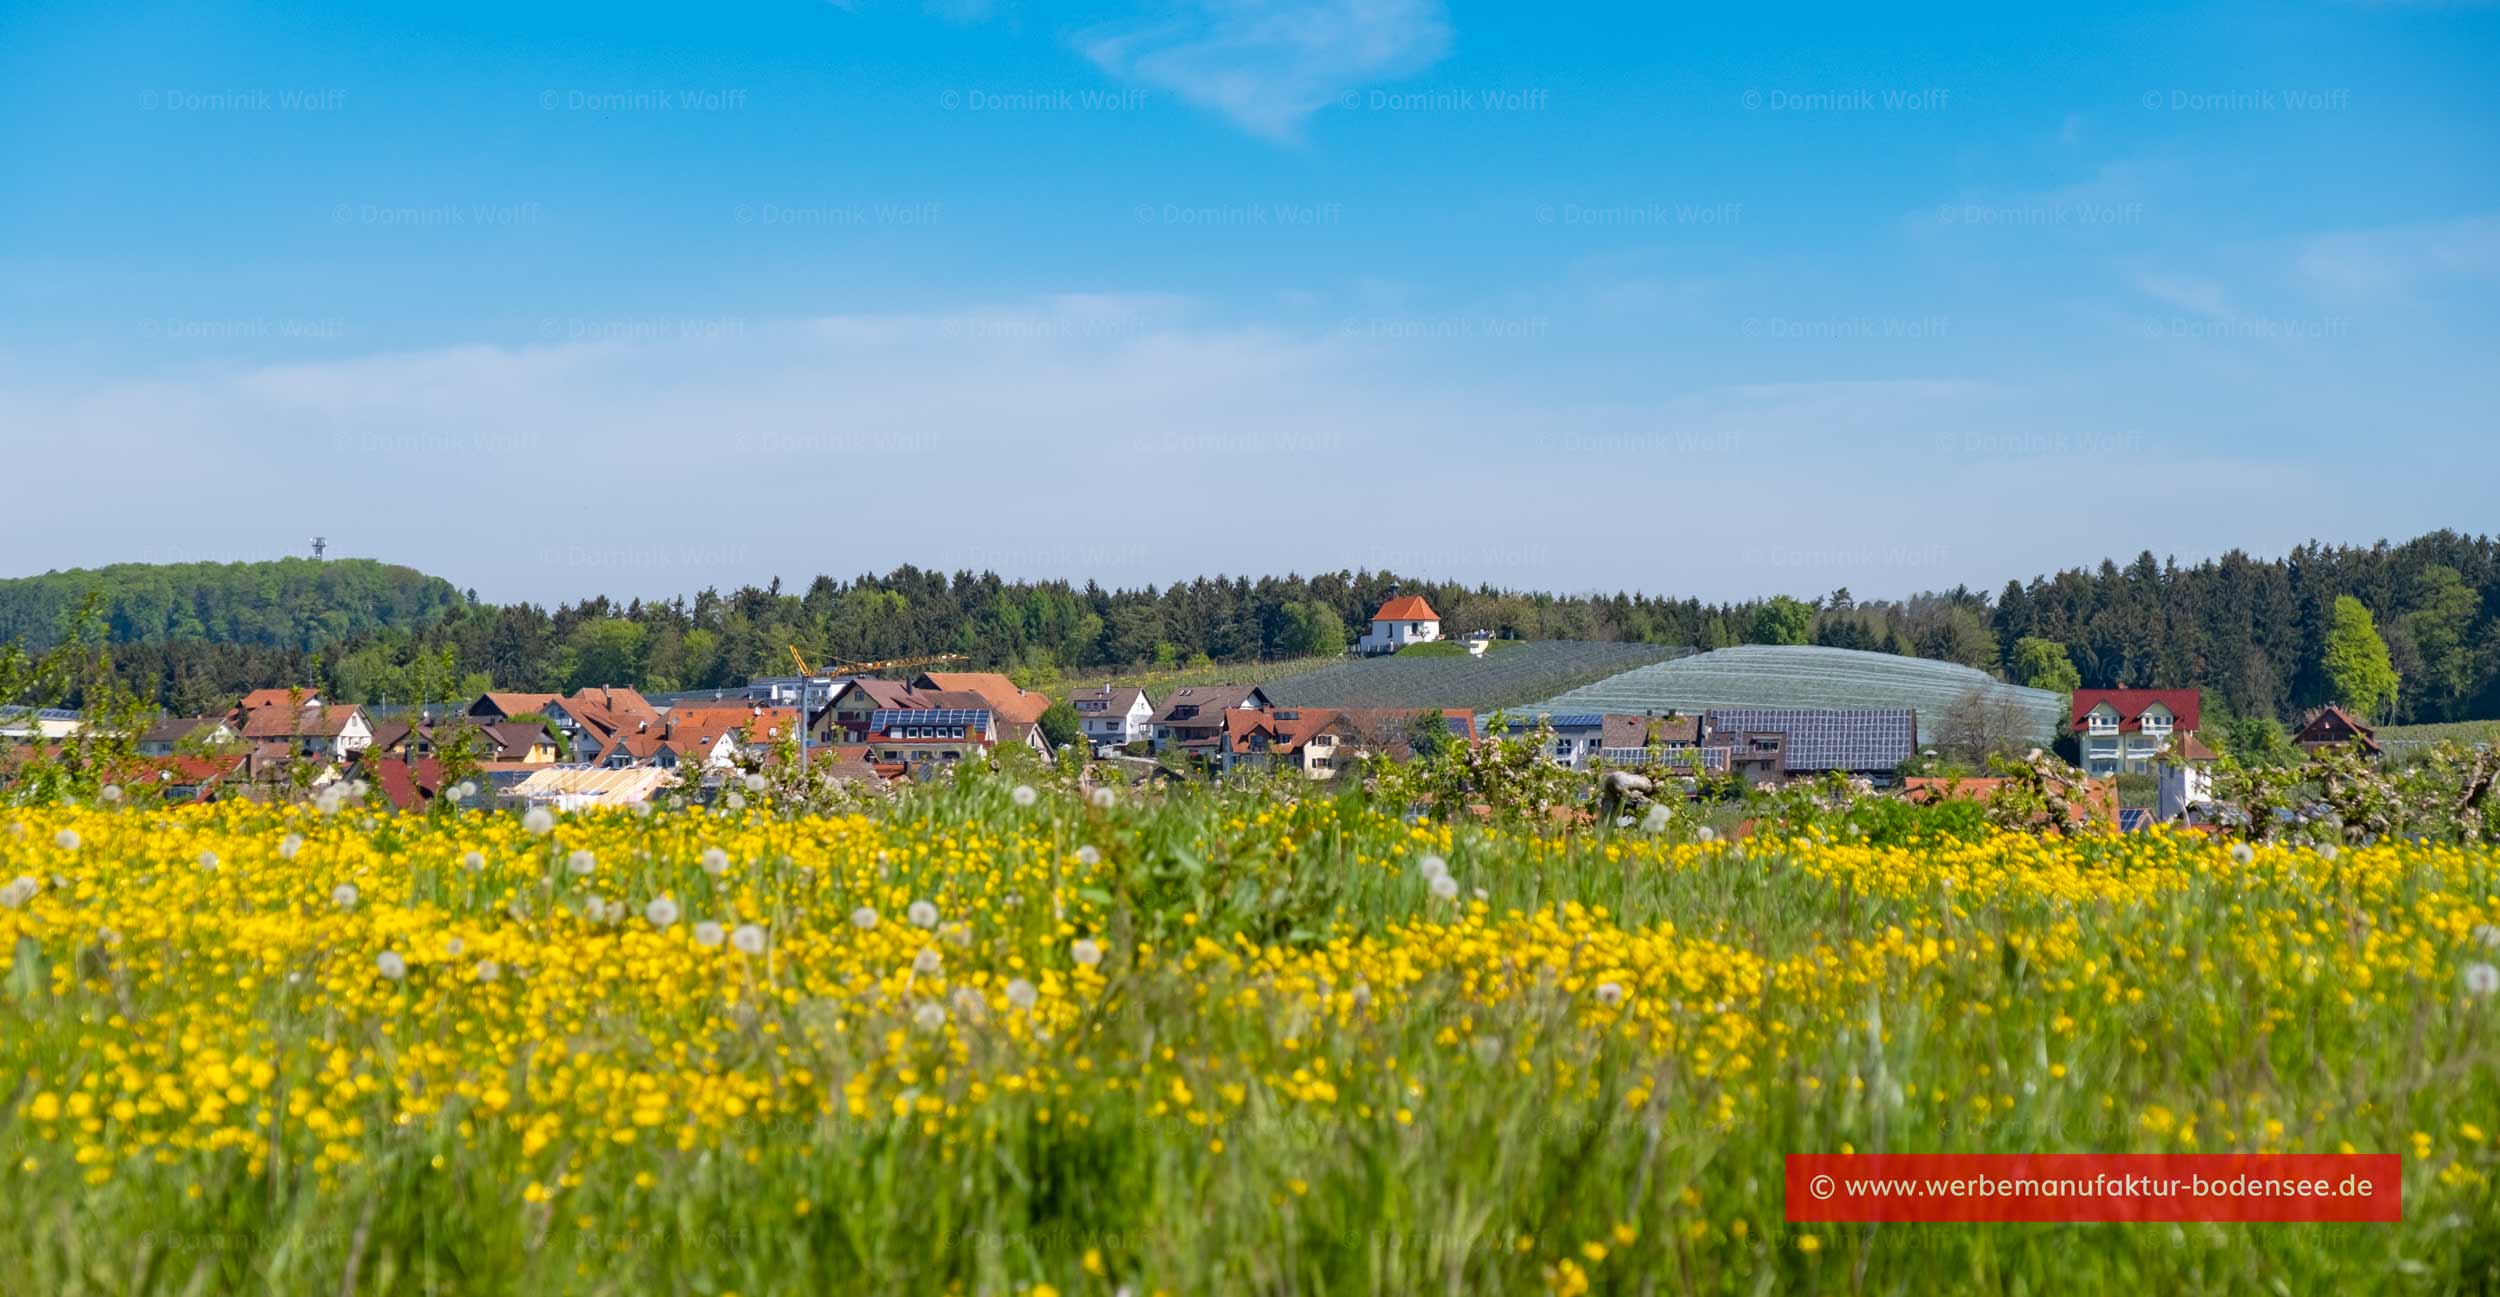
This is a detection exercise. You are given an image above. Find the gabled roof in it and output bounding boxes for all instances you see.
[1067,685,1149,713]
[1372,595,1439,622]
[1153,685,1270,725]
[236,687,319,712]
[831,679,919,710]
[914,672,1051,724]
[238,703,365,740]
[362,756,445,812]
[473,691,560,718]
[2293,705,2381,753]
[2071,689,2201,734]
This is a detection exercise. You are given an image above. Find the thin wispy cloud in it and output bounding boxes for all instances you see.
[1077,0,1452,141]
[2295,213,2500,299]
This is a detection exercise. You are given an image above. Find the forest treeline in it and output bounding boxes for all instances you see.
[13,532,2499,725]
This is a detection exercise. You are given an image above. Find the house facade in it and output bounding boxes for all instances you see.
[1357,595,1441,656]
[2292,705,2381,757]
[1151,685,1273,751]
[2070,689,2200,776]
[1069,686,1155,750]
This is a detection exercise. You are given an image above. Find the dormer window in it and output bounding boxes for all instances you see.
[2141,707,2172,732]
[2086,706,2119,735]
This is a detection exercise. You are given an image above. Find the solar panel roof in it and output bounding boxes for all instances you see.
[1704,708,1913,773]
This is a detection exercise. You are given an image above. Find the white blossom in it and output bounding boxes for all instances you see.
[912,947,943,975]
[1011,784,1038,807]
[2467,963,2500,997]
[1429,874,1459,900]
[743,772,767,792]
[701,847,730,876]
[1695,825,1718,843]
[645,897,681,928]
[100,784,124,804]
[1595,981,1625,1007]
[730,923,767,955]
[566,849,596,876]
[851,906,880,930]
[693,921,726,949]
[907,900,940,928]
[376,951,406,980]
[2231,843,2255,865]
[1071,938,1103,968]
[331,883,359,910]
[913,1002,947,1031]
[724,791,746,812]
[1075,846,1102,867]
[1005,978,1038,1010]
[1417,854,1449,882]
[522,806,556,835]
[1642,804,1672,832]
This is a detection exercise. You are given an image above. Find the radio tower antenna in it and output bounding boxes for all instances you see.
[310,536,327,560]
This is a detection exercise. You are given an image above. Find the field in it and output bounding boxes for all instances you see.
[2379,720,2500,755]
[1528,645,2065,746]
[5,781,2499,1295]
[1047,656,1336,703]
[1264,640,1686,711]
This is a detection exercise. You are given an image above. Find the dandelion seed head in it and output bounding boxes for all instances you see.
[331,883,358,910]
[566,849,596,876]
[376,951,406,980]
[730,923,767,955]
[1011,784,1038,807]
[522,807,556,836]
[851,906,880,931]
[645,897,681,928]
[1072,939,1103,968]
[693,921,726,949]
[1005,978,1038,1010]
[701,847,730,876]
[907,900,940,928]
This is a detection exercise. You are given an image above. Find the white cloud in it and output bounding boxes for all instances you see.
[1077,0,1451,141]
[2295,213,2500,299]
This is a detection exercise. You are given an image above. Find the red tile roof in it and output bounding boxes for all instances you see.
[238,703,364,740]
[2070,688,2200,734]
[1371,595,1439,622]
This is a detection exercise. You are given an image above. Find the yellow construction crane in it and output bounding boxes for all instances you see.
[788,646,969,678]
[830,651,969,675]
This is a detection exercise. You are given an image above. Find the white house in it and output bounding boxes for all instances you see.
[1357,595,1442,656]
[2155,734,2219,822]
[1068,686,1155,750]
[2070,689,2200,777]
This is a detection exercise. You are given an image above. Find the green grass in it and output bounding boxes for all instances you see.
[3,781,2497,1295]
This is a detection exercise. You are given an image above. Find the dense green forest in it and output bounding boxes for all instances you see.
[0,559,462,653]
[11,533,2499,725]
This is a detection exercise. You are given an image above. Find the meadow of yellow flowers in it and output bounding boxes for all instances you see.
[3,773,2497,1294]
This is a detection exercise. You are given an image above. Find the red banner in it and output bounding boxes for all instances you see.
[1785,1154,2401,1223]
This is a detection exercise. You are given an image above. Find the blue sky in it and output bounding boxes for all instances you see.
[2,0,2495,604]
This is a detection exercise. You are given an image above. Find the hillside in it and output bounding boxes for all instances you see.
[1264,641,1688,711]
[1525,644,2065,745]
[0,558,463,653]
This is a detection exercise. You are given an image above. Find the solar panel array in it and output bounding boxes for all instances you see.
[1704,707,1914,773]
[1600,745,1727,770]
[870,709,992,730]
[1524,645,2062,747]
[1497,712,1605,732]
